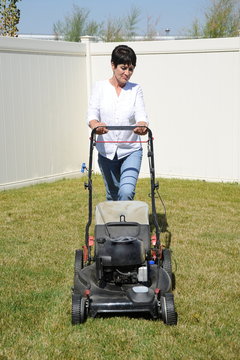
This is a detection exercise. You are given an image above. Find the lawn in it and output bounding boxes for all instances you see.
[0,176,239,360]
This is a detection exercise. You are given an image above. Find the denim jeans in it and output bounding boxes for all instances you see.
[98,149,143,201]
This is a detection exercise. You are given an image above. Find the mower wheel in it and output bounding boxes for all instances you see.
[160,293,177,325]
[72,293,88,325]
[162,249,172,281]
[74,249,83,276]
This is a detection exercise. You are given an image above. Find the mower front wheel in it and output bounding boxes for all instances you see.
[72,293,88,325]
[160,293,177,325]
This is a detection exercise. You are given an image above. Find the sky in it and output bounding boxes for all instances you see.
[18,0,208,36]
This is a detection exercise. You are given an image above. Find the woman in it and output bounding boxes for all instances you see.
[87,45,148,201]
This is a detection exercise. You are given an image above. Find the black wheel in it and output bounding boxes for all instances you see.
[160,293,177,325]
[162,249,172,280]
[74,249,83,276]
[72,293,87,325]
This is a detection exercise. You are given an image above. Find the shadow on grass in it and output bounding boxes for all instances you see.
[149,212,172,248]
[95,312,155,321]
[149,212,176,290]
[149,212,169,233]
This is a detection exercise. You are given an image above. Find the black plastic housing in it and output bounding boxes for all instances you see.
[95,236,145,267]
[95,222,150,252]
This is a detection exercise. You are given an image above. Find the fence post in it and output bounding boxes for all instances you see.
[81,36,96,101]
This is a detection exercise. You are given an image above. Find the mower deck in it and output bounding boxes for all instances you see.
[73,261,173,320]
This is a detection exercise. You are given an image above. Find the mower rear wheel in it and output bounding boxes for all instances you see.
[74,249,83,276]
[162,249,172,281]
[72,293,88,325]
[160,293,177,325]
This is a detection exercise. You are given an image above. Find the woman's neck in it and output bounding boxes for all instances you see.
[109,76,124,95]
[109,76,124,87]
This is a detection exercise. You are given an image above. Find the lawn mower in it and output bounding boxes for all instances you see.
[72,126,177,325]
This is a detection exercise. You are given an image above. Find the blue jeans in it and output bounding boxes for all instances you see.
[98,149,143,201]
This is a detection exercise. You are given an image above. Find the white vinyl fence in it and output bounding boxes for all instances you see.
[0,36,239,190]
[0,37,89,190]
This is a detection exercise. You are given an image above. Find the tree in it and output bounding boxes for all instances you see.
[144,16,160,40]
[54,4,165,42]
[53,4,102,42]
[123,6,141,41]
[100,17,124,42]
[189,18,202,38]
[189,0,240,38]
[0,0,21,37]
[100,6,141,42]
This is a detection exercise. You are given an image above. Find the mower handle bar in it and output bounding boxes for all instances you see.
[91,125,152,137]
[85,125,160,260]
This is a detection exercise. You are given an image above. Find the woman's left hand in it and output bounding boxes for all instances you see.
[133,122,148,135]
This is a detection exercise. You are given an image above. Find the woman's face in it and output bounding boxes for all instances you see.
[111,63,135,86]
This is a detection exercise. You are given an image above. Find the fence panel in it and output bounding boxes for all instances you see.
[0,37,89,189]
[0,37,239,190]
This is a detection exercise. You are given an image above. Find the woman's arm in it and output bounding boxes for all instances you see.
[87,82,108,134]
[134,86,148,135]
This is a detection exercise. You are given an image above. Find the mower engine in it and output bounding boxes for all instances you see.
[94,201,151,286]
[95,235,148,285]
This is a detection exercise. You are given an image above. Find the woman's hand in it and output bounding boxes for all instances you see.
[89,120,108,134]
[133,121,148,135]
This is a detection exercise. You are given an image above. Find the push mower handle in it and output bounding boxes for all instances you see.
[91,125,152,137]
[105,125,147,130]
[85,124,160,258]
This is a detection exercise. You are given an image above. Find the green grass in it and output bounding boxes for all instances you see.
[0,176,239,360]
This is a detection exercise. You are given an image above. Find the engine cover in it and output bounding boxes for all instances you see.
[96,236,145,267]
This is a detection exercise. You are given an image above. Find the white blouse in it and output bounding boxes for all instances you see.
[87,80,148,160]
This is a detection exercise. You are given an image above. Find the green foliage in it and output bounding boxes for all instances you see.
[123,6,141,41]
[144,16,161,40]
[189,18,203,38]
[100,17,124,42]
[0,0,21,37]
[100,6,140,42]
[54,5,141,42]
[85,20,103,37]
[53,4,102,42]
[0,177,239,359]
[203,0,240,37]
[189,0,240,38]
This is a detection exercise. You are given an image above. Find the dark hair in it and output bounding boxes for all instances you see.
[111,45,137,68]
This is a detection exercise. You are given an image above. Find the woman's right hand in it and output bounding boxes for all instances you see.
[89,120,108,134]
